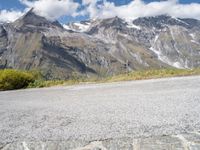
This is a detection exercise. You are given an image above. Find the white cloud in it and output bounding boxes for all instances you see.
[82,0,94,5]
[20,0,80,21]
[82,0,200,21]
[0,10,24,23]
[1,0,200,23]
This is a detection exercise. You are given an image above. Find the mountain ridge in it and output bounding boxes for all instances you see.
[1,10,200,79]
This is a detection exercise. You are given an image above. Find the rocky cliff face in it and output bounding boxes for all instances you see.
[1,10,200,79]
[83,15,200,69]
[132,16,200,68]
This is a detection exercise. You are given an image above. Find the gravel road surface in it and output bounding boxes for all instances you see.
[1,76,200,149]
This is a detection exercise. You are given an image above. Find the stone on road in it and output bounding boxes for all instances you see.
[1,76,200,149]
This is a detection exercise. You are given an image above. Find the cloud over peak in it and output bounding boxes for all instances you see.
[1,0,200,23]
[0,0,80,23]
[83,0,200,21]
[20,0,80,21]
[0,10,24,23]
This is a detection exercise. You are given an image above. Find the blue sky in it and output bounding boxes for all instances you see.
[0,0,199,10]
[0,0,200,23]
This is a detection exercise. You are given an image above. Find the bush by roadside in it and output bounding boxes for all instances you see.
[0,69,41,91]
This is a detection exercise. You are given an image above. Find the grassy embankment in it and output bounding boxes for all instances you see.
[1,68,200,91]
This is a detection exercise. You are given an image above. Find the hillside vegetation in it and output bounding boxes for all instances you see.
[106,68,200,82]
[1,68,200,91]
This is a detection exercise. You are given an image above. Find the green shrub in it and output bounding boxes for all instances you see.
[0,69,36,91]
[28,80,65,88]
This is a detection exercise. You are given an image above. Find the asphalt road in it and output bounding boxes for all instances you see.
[1,76,200,149]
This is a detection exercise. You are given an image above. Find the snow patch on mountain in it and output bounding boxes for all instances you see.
[126,21,141,30]
[63,24,71,30]
[149,47,184,69]
[171,16,189,26]
[149,34,187,69]
[63,22,91,32]
[189,33,199,44]
[74,22,91,32]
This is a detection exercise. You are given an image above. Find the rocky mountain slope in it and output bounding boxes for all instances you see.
[66,15,200,69]
[1,9,200,79]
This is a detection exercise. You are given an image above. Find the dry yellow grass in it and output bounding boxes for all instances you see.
[105,68,200,82]
[29,68,200,88]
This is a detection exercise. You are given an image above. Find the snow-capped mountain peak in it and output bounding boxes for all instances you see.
[63,21,91,32]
